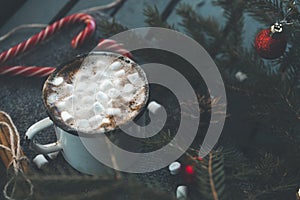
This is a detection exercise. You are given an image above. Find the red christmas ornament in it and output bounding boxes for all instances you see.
[254,22,287,59]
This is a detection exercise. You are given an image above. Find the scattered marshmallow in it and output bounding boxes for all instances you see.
[61,111,73,123]
[176,185,187,200]
[147,101,162,114]
[235,71,247,82]
[169,161,181,175]
[47,151,59,160]
[51,77,64,86]
[109,61,122,70]
[33,154,48,169]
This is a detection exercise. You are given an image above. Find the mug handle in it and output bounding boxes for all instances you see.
[25,117,62,154]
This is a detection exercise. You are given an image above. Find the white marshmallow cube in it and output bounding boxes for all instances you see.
[169,161,181,175]
[51,77,64,86]
[106,108,121,116]
[100,79,113,91]
[115,70,125,77]
[89,115,103,129]
[147,101,162,114]
[127,73,141,85]
[96,91,109,103]
[93,102,105,114]
[47,93,58,104]
[176,185,187,199]
[235,71,247,82]
[123,84,134,93]
[55,101,66,110]
[61,111,74,123]
[109,61,122,70]
[47,151,59,160]
[33,154,48,169]
[107,88,120,98]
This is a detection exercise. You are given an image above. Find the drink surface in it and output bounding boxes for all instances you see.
[44,52,148,134]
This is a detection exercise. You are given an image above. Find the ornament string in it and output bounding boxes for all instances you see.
[279,0,297,25]
[0,119,33,200]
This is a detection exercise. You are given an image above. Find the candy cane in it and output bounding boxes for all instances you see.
[0,14,136,78]
[97,39,133,58]
[0,39,133,77]
[0,66,55,77]
[0,13,96,64]
[0,38,133,78]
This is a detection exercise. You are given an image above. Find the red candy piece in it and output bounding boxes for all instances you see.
[185,165,195,175]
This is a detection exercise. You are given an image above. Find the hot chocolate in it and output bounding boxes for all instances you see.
[43,52,148,134]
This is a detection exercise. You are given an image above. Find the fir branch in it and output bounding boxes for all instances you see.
[98,18,127,37]
[176,3,222,50]
[244,0,284,25]
[143,6,173,28]
[210,0,245,58]
[194,149,226,200]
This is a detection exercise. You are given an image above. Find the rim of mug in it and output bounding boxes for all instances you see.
[42,51,149,137]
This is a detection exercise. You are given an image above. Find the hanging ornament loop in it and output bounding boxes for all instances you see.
[271,22,283,33]
[270,22,283,36]
[279,0,298,26]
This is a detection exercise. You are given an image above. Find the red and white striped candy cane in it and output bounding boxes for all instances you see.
[0,38,133,78]
[0,66,55,77]
[97,39,133,58]
[0,13,96,64]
